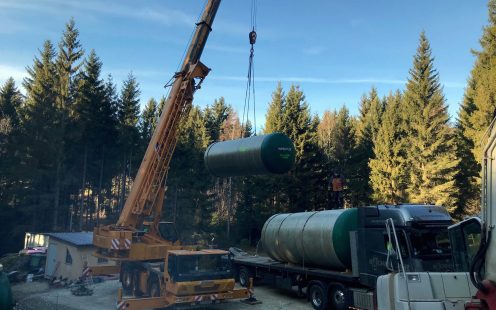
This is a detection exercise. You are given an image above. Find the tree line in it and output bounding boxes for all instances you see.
[1,1,496,253]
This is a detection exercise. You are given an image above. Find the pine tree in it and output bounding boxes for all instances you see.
[264,82,285,134]
[452,77,481,217]
[72,49,107,229]
[403,32,459,211]
[167,106,210,237]
[56,18,84,111]
[22,40,59,231]
[0,78,25,255]
[281,85,312,160]
[463,0,496,164]
[157,96,166,120]
[352,88,384,205]
[0,78,24,195]
[140,98,158,143]
[48,18,84,230]
[369,91,409,204]
[117,72,141,211]
[204,97,231,143]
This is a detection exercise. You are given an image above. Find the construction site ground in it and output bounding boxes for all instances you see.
[12,280,311,310]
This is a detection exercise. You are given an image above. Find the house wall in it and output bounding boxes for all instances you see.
[44,240,116,281]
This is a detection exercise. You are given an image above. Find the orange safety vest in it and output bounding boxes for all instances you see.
[332,177,343,192]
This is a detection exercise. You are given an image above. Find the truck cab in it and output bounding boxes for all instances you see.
[357,204,453,288]
[119,249,249,310]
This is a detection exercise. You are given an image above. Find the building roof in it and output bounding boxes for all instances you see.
[45,232,93,247]
[169,249,228,256]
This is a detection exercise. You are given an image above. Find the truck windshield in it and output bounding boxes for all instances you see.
[410,228,451,258]
[172,254,232,282]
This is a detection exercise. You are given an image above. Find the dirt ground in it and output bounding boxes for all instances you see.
[12,280,312,310]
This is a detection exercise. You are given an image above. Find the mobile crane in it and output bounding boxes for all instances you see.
[92,1,250,309]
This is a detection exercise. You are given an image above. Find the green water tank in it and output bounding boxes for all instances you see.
[204,133,295,177]
[261,209,358,270]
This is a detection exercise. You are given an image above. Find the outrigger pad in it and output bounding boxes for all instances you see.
[241,297,262,305]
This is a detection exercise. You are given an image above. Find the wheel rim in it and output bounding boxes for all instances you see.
[333,289,345,305]
[150,283,160,297]
[240,272,247,286]
[311,288,322,307]
[123,271,132,288]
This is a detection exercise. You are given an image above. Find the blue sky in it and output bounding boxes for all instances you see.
[0,0,489,131]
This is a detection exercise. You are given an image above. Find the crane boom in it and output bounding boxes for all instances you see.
[93,0,221,260]
[118,0,220,230]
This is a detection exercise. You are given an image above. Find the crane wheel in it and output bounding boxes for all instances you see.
[148,278,161,297]
[238,267,253,287]
[121,267,133,295]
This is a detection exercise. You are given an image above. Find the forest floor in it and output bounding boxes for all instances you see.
[12,279,311,310]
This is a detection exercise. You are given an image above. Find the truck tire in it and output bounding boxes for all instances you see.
[239,266,253,287]
[308,281,328,310]
[328,283,350,310]
[148,277,160,297]
[133,271,143,297]
[121,267,133,295]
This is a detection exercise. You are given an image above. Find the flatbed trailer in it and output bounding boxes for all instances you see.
[231,253,367,310]
[230,204,456,310]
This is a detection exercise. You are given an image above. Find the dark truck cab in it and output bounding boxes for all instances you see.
[230,204,453,310]
[357,204,453,288]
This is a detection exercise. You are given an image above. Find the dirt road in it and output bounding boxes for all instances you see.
[12,280,312,310]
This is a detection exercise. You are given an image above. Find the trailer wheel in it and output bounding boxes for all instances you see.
[239,266,253,287]
[328,283,350,310]
[121,267,133,295]
[308,281,328,310]
[148,278,160,297]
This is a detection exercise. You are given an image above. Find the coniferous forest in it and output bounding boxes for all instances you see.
[1,2,496,255]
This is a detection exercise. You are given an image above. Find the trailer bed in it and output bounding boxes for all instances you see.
[232,255,360,284]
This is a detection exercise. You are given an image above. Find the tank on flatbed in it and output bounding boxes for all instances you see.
[204,133,295,177]
[261,209,358,270]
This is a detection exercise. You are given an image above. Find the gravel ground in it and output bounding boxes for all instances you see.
[12,280,312,310]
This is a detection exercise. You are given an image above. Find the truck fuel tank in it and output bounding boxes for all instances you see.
[204,133,295,177]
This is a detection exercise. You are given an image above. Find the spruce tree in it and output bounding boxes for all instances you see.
[264,82,285,134]
[369,91,409,204]
[22,40,59,231]
[117,72,141,211]
[463,0,496,163]
[0,78,23,195]
[353,87,383,205]
[140,98,158,143]
[403,32,459,211]
[204,97,231,142]
[167,106,210,236]
[0,78,25,254]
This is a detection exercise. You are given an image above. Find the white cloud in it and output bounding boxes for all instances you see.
[210,75,465,88]
[302,47,325,56]
[0,0,195,27]
[0,64,26,81]
[210,75,406,85]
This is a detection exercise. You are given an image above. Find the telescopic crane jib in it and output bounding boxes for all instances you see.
[93,0,220,261]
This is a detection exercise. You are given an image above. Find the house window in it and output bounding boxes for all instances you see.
[65,248,73,264]
[97,257,108,264]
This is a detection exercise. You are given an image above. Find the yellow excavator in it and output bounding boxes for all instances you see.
[92,1,251,309]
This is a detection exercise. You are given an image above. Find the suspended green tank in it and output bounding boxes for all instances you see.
[0,265,13,310]
[261,209,358,270]
[204,133,295,177]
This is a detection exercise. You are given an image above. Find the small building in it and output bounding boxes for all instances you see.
[44,232,117,281]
